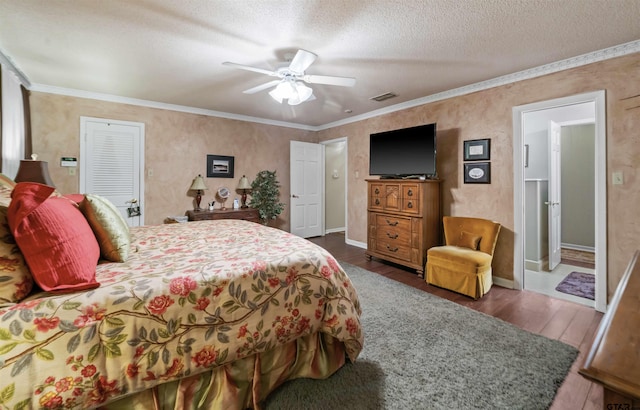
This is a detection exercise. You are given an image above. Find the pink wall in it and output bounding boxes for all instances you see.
[318,52,640,299]
[30,52,640,300]
[29,94,315,231]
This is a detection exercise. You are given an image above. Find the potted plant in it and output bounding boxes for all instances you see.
[249,170,285,225]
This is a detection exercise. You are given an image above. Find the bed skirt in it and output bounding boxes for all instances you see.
[99,332,347,410]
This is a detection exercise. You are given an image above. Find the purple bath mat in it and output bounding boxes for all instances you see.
[555,271,595,300]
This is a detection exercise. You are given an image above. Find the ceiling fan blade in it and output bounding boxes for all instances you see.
[243,80,281,94]
[222,61,277,77]
[303,74,356,87]
[288,49,317,74]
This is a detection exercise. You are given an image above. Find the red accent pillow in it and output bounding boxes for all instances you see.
[7,183,100,292]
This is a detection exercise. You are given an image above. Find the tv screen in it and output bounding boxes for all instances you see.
[369,123,437,178]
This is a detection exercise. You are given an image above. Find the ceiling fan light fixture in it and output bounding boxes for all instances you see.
[295,82,313,101]
[269,80,314,105]
[268,88,284,103]
[269,81,291,103]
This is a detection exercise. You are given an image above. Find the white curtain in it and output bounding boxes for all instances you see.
[1,65,25,179]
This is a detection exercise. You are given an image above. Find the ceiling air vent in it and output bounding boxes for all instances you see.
[369,92,397,102]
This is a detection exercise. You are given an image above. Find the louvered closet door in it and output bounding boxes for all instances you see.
[80,117,145,226]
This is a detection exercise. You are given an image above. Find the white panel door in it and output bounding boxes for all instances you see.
[290,141,323,238]
[547,120,562,270]
[80,117,145,226]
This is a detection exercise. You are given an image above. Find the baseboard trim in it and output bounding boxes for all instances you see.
[561,243,595,253]
[494,276,514,289]
[525,259,544,272]
[325,227,346,234]
[346,238,367,249]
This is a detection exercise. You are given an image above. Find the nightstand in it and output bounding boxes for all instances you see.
[186,208,260,223]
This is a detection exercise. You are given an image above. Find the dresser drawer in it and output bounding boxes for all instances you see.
[375,223,411,247]
[375,214,411,232]
[375,240,411,260]
[401,198,420,214]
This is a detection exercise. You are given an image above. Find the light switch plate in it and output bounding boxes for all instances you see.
[612,171,623,185]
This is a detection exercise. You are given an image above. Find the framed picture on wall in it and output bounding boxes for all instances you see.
[206,155,235,178]
[463,138,491,161]
[464,162,491,184]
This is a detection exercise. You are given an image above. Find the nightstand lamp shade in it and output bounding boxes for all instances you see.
[237,175,252,208]
[15,159,56,187]
[189,174,208,211]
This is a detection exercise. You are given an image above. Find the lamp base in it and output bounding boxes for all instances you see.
[195,191,203,211]
[241,191,248,208]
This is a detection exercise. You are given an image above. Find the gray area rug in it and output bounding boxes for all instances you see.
[264,262,578,409]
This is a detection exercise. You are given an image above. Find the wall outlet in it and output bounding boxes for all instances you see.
[612,171,623,185]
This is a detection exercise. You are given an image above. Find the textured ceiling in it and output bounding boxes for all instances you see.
[1,0,639,129]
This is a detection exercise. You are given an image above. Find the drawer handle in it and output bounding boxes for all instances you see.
[407,202,413,209]
[386,232,398,239]
[374,188,380,194]
[407,189,413,196]
[385,219,398,226]
[375,199,380,205]
[386,245,399,252]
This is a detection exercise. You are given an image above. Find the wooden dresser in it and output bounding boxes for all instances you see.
[365,179,441,276]
[580,250,640,409]
[186,208,260,223]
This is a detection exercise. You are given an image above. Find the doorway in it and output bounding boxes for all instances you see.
[512,91,607,313]
[322,138,347,236]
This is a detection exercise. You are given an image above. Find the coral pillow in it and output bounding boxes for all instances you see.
[7,183,100,292]
[0,206,33,305]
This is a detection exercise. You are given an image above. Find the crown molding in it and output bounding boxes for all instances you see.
[18,39,640,131]
[317,39,640,130]
[0,48,31,87]
[28,84,318,131]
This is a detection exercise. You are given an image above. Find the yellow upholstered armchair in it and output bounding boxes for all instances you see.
[426,216,501,299]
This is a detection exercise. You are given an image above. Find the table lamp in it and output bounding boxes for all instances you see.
[237,175,252,208]
[14,154,56,187]
[189,174,208,211]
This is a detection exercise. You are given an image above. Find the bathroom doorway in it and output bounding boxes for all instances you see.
[513,91,607,312]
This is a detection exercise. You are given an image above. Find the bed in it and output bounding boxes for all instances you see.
[0,179,363,409]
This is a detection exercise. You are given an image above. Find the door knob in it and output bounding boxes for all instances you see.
[292,194,299,198]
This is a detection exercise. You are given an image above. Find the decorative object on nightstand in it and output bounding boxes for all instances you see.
[189,174,208,211]
[14,154,56,187]
[237,175,252,208]
[217,187,230,210]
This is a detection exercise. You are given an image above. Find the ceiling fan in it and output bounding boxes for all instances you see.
[222,49,356,106]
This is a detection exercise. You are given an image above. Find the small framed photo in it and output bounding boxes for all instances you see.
[464,162,491,184]
[463,139,491,161]
[206,155,235,178]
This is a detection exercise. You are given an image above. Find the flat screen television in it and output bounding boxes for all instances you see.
[369,123,437,178]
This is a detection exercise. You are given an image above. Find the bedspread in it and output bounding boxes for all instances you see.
[0,220,363,409]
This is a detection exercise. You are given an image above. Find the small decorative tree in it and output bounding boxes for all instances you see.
[249,170,285,225]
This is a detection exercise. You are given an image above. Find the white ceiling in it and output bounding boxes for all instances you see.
[1,0,639,129]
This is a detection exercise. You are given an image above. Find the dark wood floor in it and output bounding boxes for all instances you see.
[309,233,604,410]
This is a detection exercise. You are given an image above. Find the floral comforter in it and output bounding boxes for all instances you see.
[0,220,363,409]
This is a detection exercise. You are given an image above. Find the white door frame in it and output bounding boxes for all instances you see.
[547,120,562,271]
[512,90,607,312]
[321,137,348,238]
[79,116,145,226]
